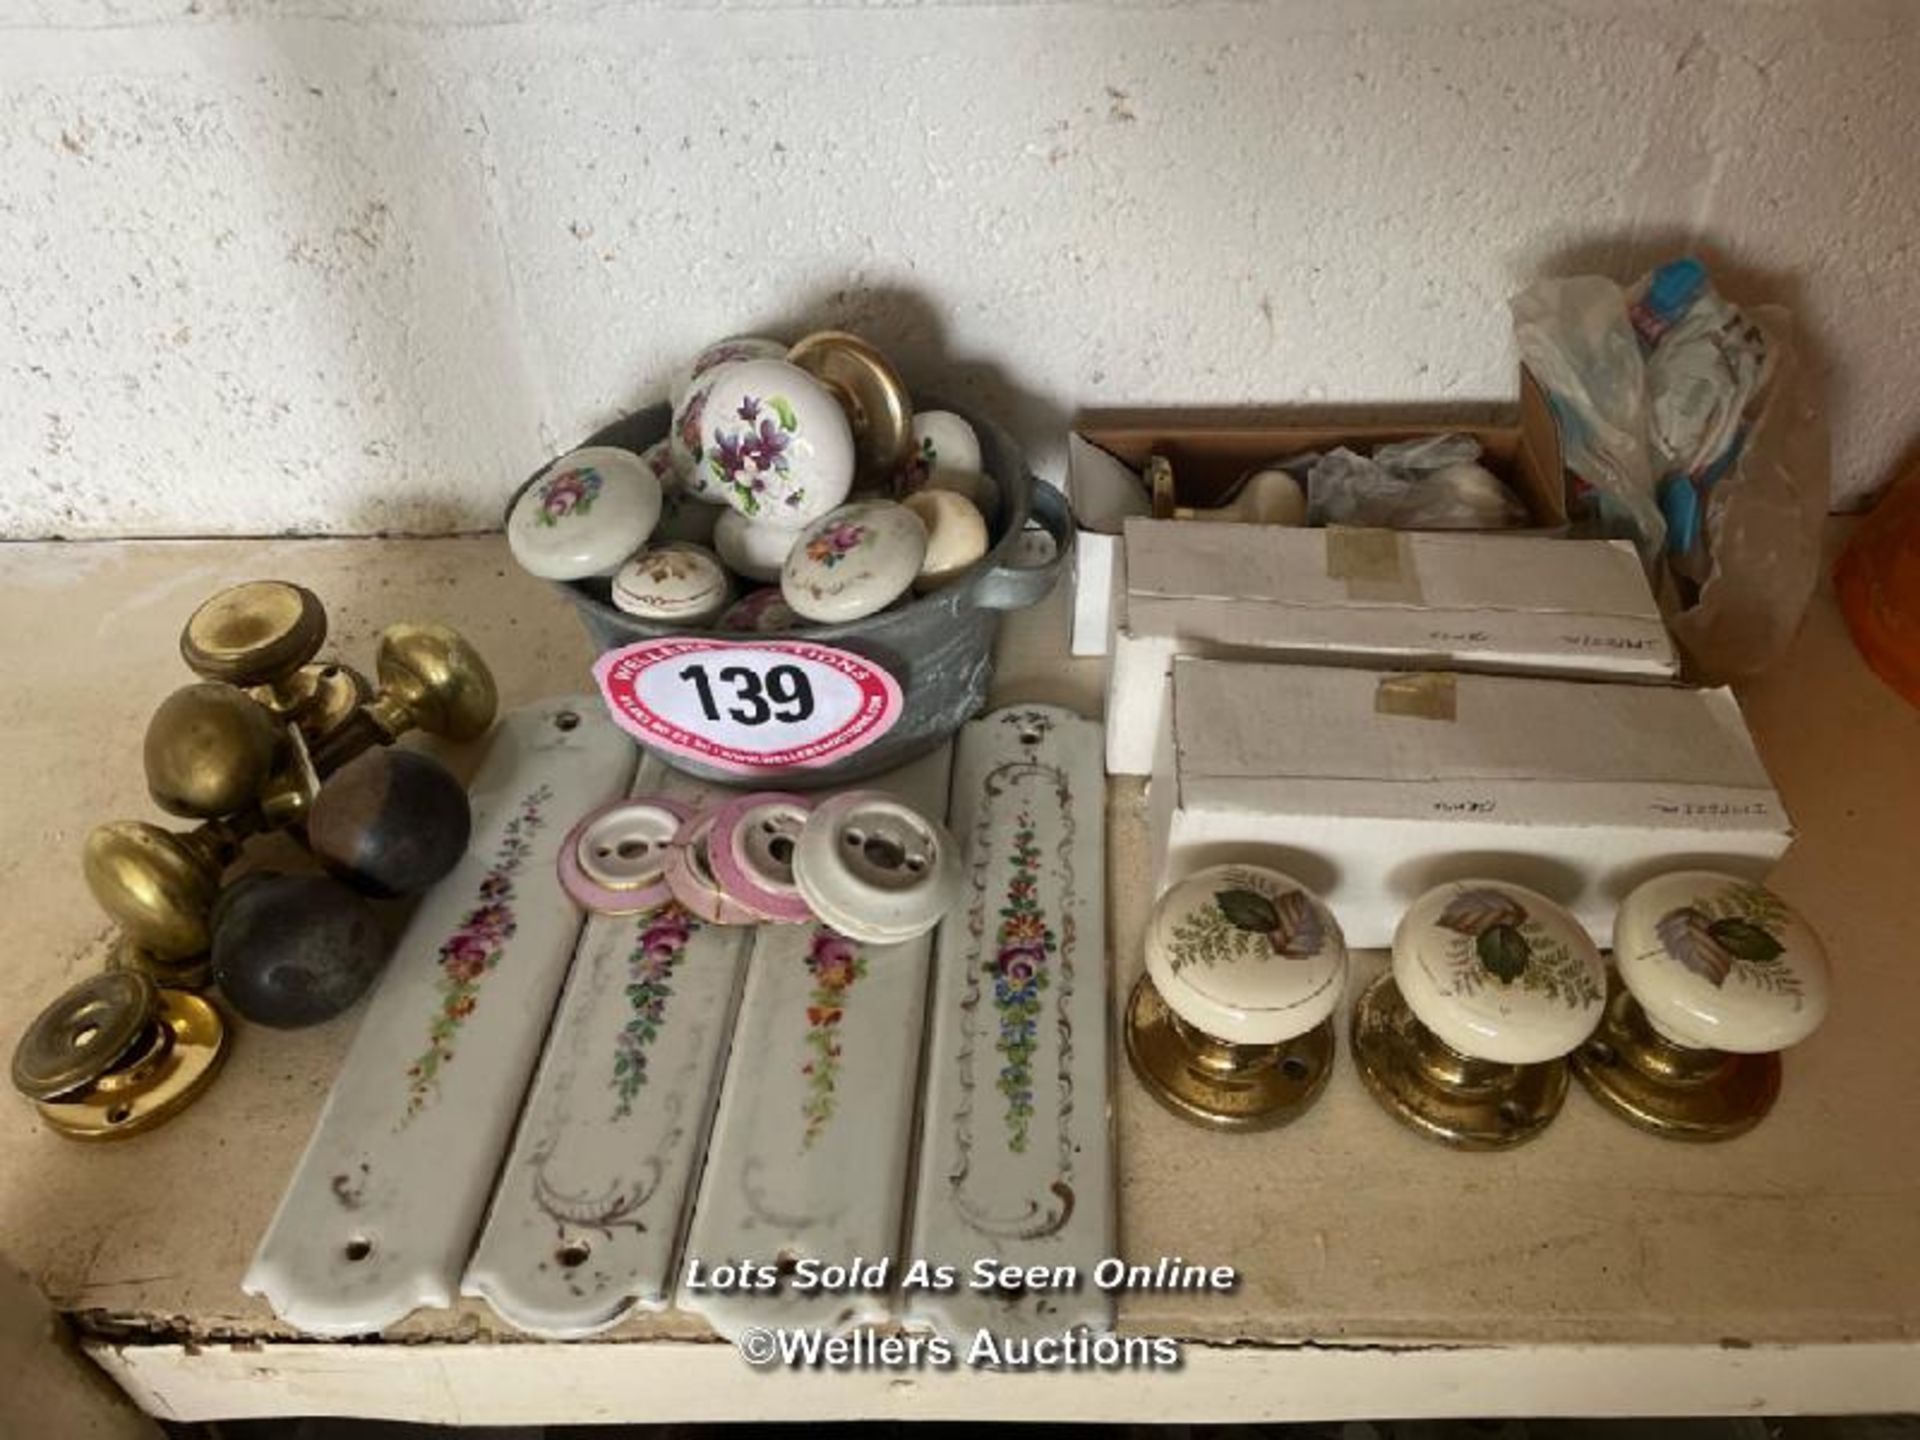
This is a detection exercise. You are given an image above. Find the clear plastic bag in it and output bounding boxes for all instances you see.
[1306,435,1528,530]
[1511,263,1827,683]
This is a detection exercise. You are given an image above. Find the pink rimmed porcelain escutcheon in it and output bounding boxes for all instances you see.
[780,500,928,624]
[701,359,854,529]
[556,795,693,917]
[509,447,662,581]
[706,790,816,924]
[664,810,760,925]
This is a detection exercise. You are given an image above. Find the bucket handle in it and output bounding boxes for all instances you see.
[973,479,1076,612]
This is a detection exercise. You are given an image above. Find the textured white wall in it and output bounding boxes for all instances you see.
[1,0,1914,538]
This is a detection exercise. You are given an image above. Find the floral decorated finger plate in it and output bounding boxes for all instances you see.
[509,447,663,581]
[676,743,952,1341]
[701,359,855,528]
[905,705,1113,1344]
[245,700,636,1337]
[463,755,752,1337]
[780,500,928,624]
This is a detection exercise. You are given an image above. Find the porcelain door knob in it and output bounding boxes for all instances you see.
[611,543,733,626]
[780,501,928,624]
[791,789,961,944]
[671,335,787,407]
[714,509,800,585]
[1573,871,1831,1140]
[508,447,662,581]
[700,359,856,528]
[1126,864,1347,1130]
[903,489,989,592]
[716,587,799,634]
[1180,469,1308,527]
[1353,880,1606,1148]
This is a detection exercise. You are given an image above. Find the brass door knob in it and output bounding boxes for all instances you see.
[311,623,498,772]
[82,819,243,961]
[1573,871,1831,1141]
[179,580,366,742]
[788,330,914,491]
[1125,865,1349,1131]
[143,682,283,819]
[1353,881,1607,1149]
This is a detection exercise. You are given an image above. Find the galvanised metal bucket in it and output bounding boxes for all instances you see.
[510,402,1072,786]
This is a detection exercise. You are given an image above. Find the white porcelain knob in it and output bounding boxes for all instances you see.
[611,543,732,626]
[508,446,662,581]
[1180,469,1306,527]
[781,501,928,624]
[700,359,855,528]
[557,796,693,916]
[669,373,731,500]
[714,508,799,584]
[792,790,961,945]
[1393,881,1606,1065]
[1612,871,1830,1054]
[670,335,786,407]
[902,489,988,592]
[1144,865,1347,1046]
[909,410,982,476]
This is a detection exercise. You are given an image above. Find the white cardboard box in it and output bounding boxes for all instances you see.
[1149,658,1791,948]
[1107,519,1678,774]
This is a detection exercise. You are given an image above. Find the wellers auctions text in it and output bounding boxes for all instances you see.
[685,1255,1238,1296]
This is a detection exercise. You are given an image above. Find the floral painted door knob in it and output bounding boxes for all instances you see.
[715,586,798,634]
[1126,864,1348,1131]
[508,447,662,581]
[700,359,855,528]
[610,543,733,626]
[791,790,961,944]
[780,501,928,624]
[1353,880,1606,1149]
[670,335,785,406]
[1573,871,1831,1140]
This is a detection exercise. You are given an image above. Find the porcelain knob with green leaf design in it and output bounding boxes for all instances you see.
[1144,864,1348,1046]
[1612,870,1830,1054]
[1393,880,1606,1065]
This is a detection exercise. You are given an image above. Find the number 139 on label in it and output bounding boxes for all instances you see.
[593,637,905,775]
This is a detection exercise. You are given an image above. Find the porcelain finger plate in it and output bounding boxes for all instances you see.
[905,705,1114,1343]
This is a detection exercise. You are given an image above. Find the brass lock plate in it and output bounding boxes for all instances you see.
[11,970,159,1101]
[1124,972,1334,1131]
[35,989,230,1141]
[1571,977,1781,1142]
[1351,971,1569,1150]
